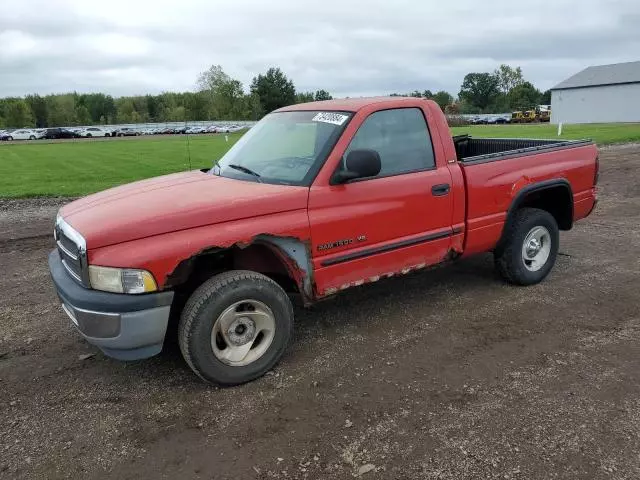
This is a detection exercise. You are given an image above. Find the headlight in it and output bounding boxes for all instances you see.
[89,266,157,294]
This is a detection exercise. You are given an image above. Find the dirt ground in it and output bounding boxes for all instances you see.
[1,145,639,480]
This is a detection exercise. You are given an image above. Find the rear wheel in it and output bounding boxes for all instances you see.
[494,208,559,285]
[7,136,13,141]
[86,133,92,138]
[178,270,294,386]
[29,135,35,140]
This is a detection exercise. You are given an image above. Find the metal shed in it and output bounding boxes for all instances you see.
[551,61,640,124]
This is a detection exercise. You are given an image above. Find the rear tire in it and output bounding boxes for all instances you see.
[29,135,35,140]
[178,270,294,386]
[7,136,13,141]
[494,208,559,285]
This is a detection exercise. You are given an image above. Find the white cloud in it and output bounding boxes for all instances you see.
[1,0,639,98]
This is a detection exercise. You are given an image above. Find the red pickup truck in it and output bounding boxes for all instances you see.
[49,97,598,385]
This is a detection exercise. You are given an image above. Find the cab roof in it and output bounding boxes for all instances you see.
[276,96,428,113]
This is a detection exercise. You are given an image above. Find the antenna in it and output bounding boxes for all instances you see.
[185,119,192,170]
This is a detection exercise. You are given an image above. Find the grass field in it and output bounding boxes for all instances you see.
[1,123,638,197]
[0,134,243,197]
[451,122,640,144]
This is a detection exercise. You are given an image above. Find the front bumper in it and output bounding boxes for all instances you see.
[49,250,174,360]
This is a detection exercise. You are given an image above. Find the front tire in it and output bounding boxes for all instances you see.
[7,136,13,141]
[178,270,294,386]
[494,208,559,285]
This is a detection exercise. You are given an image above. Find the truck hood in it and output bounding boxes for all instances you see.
[60,171,309,249]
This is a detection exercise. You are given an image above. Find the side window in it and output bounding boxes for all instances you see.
[344,108,435,177]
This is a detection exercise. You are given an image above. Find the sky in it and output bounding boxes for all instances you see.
[1,0,639,99]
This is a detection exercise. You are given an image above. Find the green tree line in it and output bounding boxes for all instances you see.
[390,65,551,114]
[0,64,550,128]
[457,65,551,113]
[0,66,333,129]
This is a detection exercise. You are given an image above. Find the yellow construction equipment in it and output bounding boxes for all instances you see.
[536,105,551,122]
[511,111,525,123]
[523,110,537,122]
[512,105,551,123]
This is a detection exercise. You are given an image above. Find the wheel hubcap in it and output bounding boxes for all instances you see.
[521,226,552,272]
[526,237,542,257]
[211,299,275,366]
[226,317,256,346]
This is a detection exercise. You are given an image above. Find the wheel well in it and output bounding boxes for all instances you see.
[164,242,306,341]
[497,182,573,252]
[167,243,303,301]
[516,185,573,231]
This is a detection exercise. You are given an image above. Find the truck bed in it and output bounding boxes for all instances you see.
[453,135,592,164]
[454,135,598,258]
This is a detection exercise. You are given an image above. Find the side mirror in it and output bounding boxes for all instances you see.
[332,149,382,184]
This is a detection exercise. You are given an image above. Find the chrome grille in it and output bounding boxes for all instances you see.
[55,216,89,287]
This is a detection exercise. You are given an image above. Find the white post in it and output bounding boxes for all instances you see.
[225,134,229,143]
[557,122,563,136]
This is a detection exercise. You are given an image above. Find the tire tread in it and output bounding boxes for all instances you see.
[178,270,293,385]
[495,207,559,285]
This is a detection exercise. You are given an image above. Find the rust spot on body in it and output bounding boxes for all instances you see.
[165,233,316,306]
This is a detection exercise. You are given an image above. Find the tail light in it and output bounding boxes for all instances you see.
[594,155,599,185]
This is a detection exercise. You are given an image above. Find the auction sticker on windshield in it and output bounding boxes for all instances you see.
[312,112,349,126]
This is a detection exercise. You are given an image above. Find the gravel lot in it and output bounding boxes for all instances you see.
[1,145,639,480]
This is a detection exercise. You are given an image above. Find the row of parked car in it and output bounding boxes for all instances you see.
[142,125,246,135]
[0,124,246,141]
[0,127,81,141]
[469,115,512,125]
[466,106,552,125]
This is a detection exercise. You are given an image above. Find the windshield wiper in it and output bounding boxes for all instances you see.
[228,164,262,182]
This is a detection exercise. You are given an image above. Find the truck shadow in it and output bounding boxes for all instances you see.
[158,253,500,370]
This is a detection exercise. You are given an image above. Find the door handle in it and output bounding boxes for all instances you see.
[431,183,450,196]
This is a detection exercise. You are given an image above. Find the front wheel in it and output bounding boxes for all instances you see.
[494,208,559,285]
[178,270,294,386]
[7,136,13,141]
[29,135,35,140]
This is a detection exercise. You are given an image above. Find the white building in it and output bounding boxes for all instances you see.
[551,61,640,124]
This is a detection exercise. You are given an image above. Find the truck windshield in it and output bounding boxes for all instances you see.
[212,110,351,185]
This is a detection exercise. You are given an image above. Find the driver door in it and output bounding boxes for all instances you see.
[308,107,454,296]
